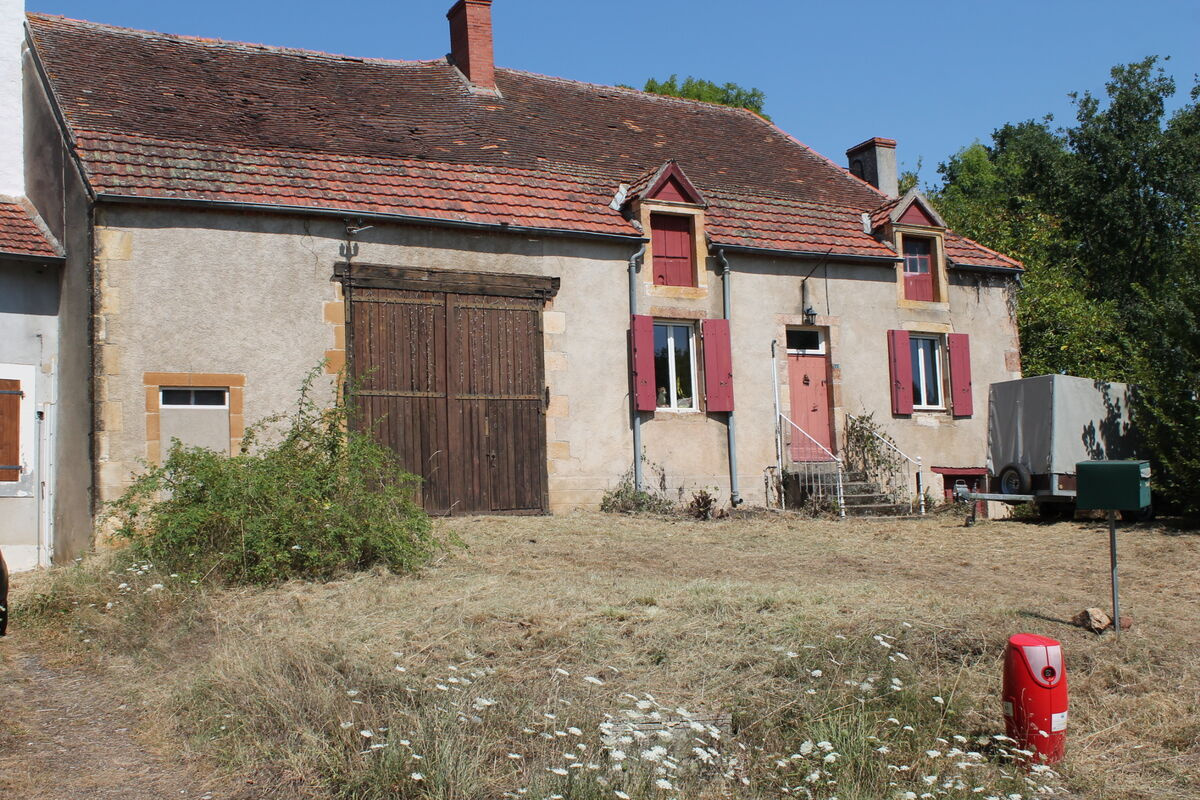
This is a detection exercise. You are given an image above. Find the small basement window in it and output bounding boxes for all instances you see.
[160,388,229,408]
[653,323,697,410]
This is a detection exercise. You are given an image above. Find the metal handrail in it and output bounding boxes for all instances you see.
[778,413,845,518]
[845,414,924,515]
[779,413,839,463]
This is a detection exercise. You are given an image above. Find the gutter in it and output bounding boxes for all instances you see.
[0,251,65,264]
[627,242,647,492]
[93,193,649,246]
[715,242,901,264]
[948,261,1024,276]
[715,247,741,506]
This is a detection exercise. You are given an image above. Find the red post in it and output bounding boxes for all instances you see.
[1002,633,1068,764]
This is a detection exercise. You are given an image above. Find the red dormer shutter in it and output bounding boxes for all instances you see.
[630,315,656,411]
[650,214,694,287]
[887,330,913,415]
[701,318,734,412]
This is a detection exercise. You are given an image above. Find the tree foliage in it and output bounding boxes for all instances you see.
[933,57,1200,513]
[642,74,769,119]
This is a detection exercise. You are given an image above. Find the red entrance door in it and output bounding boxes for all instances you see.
[787,351,834,461]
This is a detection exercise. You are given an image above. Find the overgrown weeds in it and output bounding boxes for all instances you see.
[105,367,440,586]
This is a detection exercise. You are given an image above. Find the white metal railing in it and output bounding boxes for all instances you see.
[778,413,846,518]
[847,415,925,515]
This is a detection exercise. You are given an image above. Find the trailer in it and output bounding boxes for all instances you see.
[980,375,1140,519]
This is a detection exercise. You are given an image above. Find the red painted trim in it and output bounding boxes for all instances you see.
[631,315,657,411]
[887,329,913,415]
[701,318,734,412]
[947,333,973,417]
[646,161,705,206]
[931,466,988,476]
[899,202,937,227]
[650,213,694,286]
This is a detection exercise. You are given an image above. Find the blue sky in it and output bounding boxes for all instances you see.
[26,0,1200,187]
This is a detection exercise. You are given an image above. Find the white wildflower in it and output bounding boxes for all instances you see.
[410,772,424,781]
[810,669,823,677]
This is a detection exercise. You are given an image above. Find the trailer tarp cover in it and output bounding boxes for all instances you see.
[988,375,1136,477]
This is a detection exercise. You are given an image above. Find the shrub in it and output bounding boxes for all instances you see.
[600,461,676,515]
[106,368,439,585]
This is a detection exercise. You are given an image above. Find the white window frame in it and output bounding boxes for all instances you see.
[159,387,230,410]
[910,335,945,410]
[654,322,699,412]
[785,328,826,355]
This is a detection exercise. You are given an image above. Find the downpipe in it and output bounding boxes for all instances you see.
[628,242,647,491]
[715,248,742,506]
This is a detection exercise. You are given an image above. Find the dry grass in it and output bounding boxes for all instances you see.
[10,511,1200,799]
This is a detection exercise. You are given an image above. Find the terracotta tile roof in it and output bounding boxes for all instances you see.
[944,232,1023,270]
[0,198,62,259]
[26,13,1018,270]
[707,191,896,259]
[75,132,633,234]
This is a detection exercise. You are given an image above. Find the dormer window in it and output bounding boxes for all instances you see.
[629,161,709,296]
[880,189,949,308]
[903,236,934,301]
[650,213,695,287]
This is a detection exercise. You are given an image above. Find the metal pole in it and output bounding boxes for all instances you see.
[1109,509,1120,639]
[770,340,784,508]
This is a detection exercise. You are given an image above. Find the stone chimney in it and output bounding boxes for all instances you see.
[846,137,898,199]
[447,0,495,89]
[0,0,24,196]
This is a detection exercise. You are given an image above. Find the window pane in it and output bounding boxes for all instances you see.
[909,338,941,407]
[672,325,693,408]
[903,237,932,274]
[654,324,671,408]
[923,342,941,406]
[786,329,821,351]
[193,389,227,406]
[161,388,192,406]
[911,344,924,407]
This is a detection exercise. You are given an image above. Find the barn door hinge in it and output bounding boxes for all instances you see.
[0,390,24,396]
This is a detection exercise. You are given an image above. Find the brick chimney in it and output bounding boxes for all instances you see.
[0,0,24,196]
[447,0,495,89]
[846,137,898,199]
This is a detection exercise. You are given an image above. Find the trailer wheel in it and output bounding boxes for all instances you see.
[998,464,1032,495]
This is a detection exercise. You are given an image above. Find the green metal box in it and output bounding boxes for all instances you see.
[1076,460,1151,510]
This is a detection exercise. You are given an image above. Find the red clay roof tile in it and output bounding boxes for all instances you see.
[27,13,1019,269]
[0,199,62,259]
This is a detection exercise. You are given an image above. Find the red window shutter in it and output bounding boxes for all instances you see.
[701,318,734,412]
[630,315,657,411]
[650,214,694,287]
[887,330,913,415]
[0,379,20,482]
[948,333,973,417]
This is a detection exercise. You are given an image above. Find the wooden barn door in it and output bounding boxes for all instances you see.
[345,264,557,515]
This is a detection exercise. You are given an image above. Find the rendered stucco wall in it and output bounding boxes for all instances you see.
[0,0,23,197]
[92,205,1020,517]
[0,262,57,571]
[19,40,93,564]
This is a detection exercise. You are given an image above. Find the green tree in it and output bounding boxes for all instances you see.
[642,74,770,119]
[934,57,1200,512]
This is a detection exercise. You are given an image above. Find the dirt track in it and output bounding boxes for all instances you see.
[0,640,216,800]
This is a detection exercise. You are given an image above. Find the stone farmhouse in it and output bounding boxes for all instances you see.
[0,0,1022,569]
